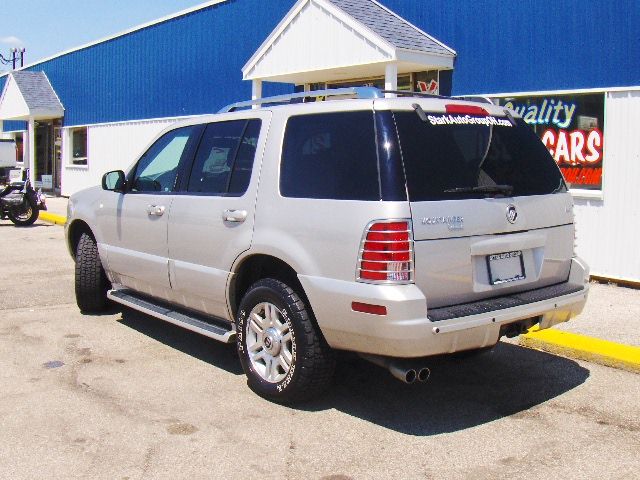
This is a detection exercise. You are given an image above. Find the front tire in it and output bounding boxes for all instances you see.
[8,203,39,226]
[75,232,111,313]
[236,279,335,404]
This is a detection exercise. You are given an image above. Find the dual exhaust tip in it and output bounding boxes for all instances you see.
[390,364,430,384]
[360,354,430,384]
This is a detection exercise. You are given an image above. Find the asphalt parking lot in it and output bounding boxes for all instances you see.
[1,218,639,480]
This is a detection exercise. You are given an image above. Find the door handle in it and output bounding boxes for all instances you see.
[223,209,247,223]
[147,205,165,216]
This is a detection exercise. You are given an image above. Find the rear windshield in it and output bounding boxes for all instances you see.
[393,111,567,201]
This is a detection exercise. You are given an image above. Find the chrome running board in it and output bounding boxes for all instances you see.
[108,289,235,343]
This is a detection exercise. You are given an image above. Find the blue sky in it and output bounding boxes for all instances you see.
[0,0,207,69]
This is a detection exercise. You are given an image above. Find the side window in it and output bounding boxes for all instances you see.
[132,126,197,193]
[280,111,380,200]
[229,120,261,195]
[187,119,261,196]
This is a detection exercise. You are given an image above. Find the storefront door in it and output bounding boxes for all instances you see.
[34,121,53,191]
[34,119,62,193]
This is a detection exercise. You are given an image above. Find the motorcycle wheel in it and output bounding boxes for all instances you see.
[8,204,39,227]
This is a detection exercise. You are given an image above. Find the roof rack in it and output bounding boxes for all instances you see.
[218,86,384,113]
[218,87,493,113]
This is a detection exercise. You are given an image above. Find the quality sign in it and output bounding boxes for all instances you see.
[500,93,604,190]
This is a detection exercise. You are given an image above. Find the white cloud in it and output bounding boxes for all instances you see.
[0,36,25,46]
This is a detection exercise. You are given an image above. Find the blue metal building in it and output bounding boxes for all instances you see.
[1,0,637,128]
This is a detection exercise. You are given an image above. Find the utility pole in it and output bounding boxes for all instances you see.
[0,48,26,69]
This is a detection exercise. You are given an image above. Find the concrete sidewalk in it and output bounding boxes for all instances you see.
[43,195,68,217]
[513,281,640,373]
[36,195,640,373]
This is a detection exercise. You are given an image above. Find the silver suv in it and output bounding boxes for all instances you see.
[65,88,589,403]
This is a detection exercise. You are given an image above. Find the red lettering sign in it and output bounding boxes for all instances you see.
[560,167,602,186]
[541,128,603,165]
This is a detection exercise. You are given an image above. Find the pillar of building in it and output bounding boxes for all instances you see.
[27,117,36,185]
[385,63,398,98]
[252,80,263,109]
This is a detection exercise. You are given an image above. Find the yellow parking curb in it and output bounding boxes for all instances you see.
[39,211,67,226]
[520,327,640,374]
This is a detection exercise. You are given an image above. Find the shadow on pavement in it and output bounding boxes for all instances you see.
[300,343,590,436]
[0,222,53,228]
[114,305,589,436]
[117,307,243,376]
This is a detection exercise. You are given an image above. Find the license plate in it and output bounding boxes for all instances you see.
[486,250,525,285]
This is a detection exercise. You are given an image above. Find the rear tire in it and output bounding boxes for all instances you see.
[236,278,335,404]
[8,204,39,226]
[75,232,111,313]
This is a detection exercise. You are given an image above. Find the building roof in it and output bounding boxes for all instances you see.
[0,71,64,120]
[326,0,455,56]
[10,71,63,112]
[243,0,456,84]
[0,0,229,78]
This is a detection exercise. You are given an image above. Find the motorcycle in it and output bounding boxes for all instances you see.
[0,169,47,226]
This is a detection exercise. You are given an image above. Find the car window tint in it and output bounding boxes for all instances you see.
[187,120,246,194]
[280,111,379,200]
[132,126,197,192]
[228,119,261,195]
[393,112,567,201]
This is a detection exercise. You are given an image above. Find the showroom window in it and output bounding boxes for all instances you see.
[496,93,605,193]
[69,127,88,165]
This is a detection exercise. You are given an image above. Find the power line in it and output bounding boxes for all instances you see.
[0,48,26,69]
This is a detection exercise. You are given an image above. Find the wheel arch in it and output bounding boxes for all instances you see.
[229,254,311,320]
[67,219,95,260]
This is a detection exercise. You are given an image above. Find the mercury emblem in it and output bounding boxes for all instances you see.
[506,205,518,224]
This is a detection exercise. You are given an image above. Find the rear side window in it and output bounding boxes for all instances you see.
[187,119,261,195]
[280,111,380,200]
[393,111,567,201]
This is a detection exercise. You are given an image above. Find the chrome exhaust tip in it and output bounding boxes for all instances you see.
[388,364,417,384]
[359,354,424,384]
[417,367,431,383]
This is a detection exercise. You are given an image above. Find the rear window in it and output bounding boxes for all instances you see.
[280,111,380,200]
[393,111,567,201]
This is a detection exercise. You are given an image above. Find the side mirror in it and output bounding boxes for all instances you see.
[102,170,126,192]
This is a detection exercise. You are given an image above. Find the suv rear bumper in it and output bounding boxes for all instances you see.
[299,257,589,358]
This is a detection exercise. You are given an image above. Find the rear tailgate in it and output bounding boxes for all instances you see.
[391,103,575,309]
[411,195,574,308]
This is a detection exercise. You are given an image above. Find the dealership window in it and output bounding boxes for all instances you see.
[496,93,605,193]
[315,70,443,95]
[69,127,88,165]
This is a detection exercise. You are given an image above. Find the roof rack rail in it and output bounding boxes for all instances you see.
[218,86,384,113]
[217,87,492,113]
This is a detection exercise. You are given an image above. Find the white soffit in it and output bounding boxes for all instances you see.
[243,0,455,84]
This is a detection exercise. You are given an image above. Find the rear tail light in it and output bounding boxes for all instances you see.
[445,104,489,116]
[357,220,414,284]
